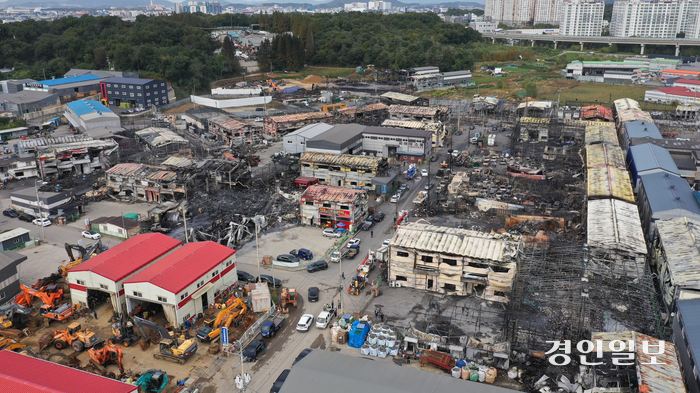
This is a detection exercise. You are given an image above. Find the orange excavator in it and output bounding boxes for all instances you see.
[195,298,247,343]
[13,285,74,322]
[88,341,124,375]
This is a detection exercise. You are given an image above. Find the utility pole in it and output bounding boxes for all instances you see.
[183,207,189,243]
[255,220,261,284]
[235,340,250,392]
[34,179,45,241]
[339,254,343,315]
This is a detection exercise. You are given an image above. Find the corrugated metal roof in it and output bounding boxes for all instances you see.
[585,124,619,145]
[18,135,93,148]
[106,163,178,181]
[517,102,551,110]
[268,111,331,124]
[581,105,613,121]
[586,143,626,168]
[338,103,388,114]
[655,217,700,288]
[0,351,138,393]
[0,228,30,243]
[639,172,700,216]
[301,185,366,204]
[286,122,334,138]
[135,127,188,148]
[389,105,447,116]
[625,120,662,140]
[208,115,253,130]
[390,223,521,262]
[617,109,654,125]
[380,92,420,102]
[587,166,635,202]
[161,156,197,169]
[628,143,679,175]
[614,98,641,112]
[563,120,611,127]
[591,331,686,393]
[301,152,383,170]
[381,119,442,131]
[587,199,647,255]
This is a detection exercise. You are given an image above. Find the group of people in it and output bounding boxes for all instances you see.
[374,307,385,322]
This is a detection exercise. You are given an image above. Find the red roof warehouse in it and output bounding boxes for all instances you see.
[68,233,181,313]
[0,351,137,393]
[123,241,237,326]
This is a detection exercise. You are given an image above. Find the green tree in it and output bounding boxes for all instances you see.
[496,80,504,89]
[222,35,236,60]
[258,39,272,72]
[524,82,538,98]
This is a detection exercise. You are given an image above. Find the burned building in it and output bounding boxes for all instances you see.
[263,112,333,138]
[300,152,387,189]
[389,223,522,301]
[208,115,262,146]
[580,105,613,122]
[336,103,389,125]
[379,92,429,106]
[518,117,550,142]
[135,128,189,158]
[182,106,228,132]
[388,105,449,123]
[637,171,700,240]
[106,163,189,203]
[381,119,446,148]
[299,185,368,230]
[17,135,118,179]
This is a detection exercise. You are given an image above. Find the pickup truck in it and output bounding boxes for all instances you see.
[261,316,286,338]
[330,248,349,263]
[413,191,428,206]
[316,309,336,329]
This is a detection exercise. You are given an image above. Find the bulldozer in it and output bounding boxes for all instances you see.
[132,317,198,365]
[280,288,297,308]
[41,322,100,352]
[60,240,104,276]
[196,298,247,343]
[108,313,139,347]
[88,341,124,375]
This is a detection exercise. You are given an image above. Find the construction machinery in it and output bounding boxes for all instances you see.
[347,272,367,295]
[88,341,124,375]
[41,322,100,352]
[280,288,297,308]
[108,313,140,347]
[60,240,104,276]
[0,337,27,352]
[196,298,247,343]
[132,317,198,365]
[0,303,32,340]
[13,284,74,322]
[135,369,168,393]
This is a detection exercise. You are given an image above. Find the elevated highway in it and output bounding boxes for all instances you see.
[482,31,700,55]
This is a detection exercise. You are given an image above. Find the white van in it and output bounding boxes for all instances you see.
[316,310,335,329]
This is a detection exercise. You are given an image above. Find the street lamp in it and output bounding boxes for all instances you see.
[34,179,46,241]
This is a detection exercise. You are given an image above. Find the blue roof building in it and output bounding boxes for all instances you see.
[620,120,662,155]
[674,298,700,393]
[637,171,700,240]
[23,74,105,97]
[65,100,121,138]
[627,143,680,191]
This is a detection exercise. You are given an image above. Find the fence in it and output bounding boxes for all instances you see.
[230,309,277,354]
[191,95,272,109]
[158,97,191,112]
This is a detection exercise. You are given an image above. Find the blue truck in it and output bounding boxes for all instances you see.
[261,316,286,338]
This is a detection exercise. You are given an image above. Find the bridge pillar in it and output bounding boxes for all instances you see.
[553,41,558,49]
[531,40,535,47]
[580,42,584,51]
[676,44,681,56]
[640,44,645,55]
[492,38,496,44]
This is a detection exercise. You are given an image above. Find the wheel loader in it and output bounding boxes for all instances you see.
[41,322,100,352]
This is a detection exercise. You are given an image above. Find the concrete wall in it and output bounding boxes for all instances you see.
[190,95,271,109]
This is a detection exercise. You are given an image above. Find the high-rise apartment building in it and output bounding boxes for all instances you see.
[611,0,700,38]
[559,0,604,36]
[485,0,536,25]
[534,0,564,24]
[368,1,392,10]
[182,1,222,14]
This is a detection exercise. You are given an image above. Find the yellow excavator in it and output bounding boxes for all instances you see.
[59,240,105,276]
[195,298,247,343]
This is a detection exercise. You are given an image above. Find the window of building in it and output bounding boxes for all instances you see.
[212,270,219,277]
[396,251,409,257]
[122,91,127,95]
[323,203,331,208]
[137,86,142,89]
[121,85,126,88]
[444,283,456,291]
[147,93,150,96]
[162,90,166,93]
[13,238,19,244]
[157,296,167,302]
[494,291,507,297]
[339,205,349,210]
[76,280,86,286]
[107,91,112,94]
[492,266,510,273]
[129,85,133,89]
[161,82,165,86]
[138,93,142,97]
[146,85,150,89]
[130,93,134,97]
[305,201,314,205]
[147,99,151,103]
[443,258,457,266]
[183,314,191,321]
[106,84,111,87]
[469,262,488,269]
[132,291,143,297]
[180,292,189,300]
[99,284,108,290]
[197,280,204,288]
[421,255,434,263]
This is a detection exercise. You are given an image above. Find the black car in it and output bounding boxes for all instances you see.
[258,274,282,287]
[18,214,34,222]
[373,212,385,222]
[270,369,291,393]
[276,254,300,263]
[307,260,328,273]
[455,130,463,136]
[308,287,319,302]
[292,348,313,367]
[237,271,256,283]
[346,247,359,259]
[3,209,19,218]
[430,155,439,162]
[469,125,475,130]
[243,340,266,361]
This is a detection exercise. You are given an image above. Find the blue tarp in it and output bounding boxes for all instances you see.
[348,321,371,348]
[281,86,305,93]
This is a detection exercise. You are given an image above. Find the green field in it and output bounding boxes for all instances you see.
[290,67,357,78]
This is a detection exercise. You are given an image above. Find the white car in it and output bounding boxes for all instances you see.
[322,228,342,238]
[32,218,51,227]
[421,169,428,177]
[390,194,400,203]
[254,117,263,122]
[451,150,461,158]
[382,239,391,248]
[347,238,361,248]
[82,230,101,240]
[297,314,314,332]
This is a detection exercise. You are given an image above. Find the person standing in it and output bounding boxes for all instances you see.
[93,311,97,320]
[331,300,334,309]
[370,230,374,238]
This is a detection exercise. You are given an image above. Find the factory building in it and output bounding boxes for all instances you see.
[299,185,368,230]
